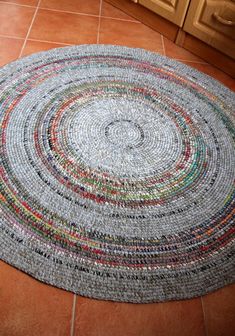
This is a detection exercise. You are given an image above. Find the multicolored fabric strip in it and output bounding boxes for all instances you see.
[0,45,234,303]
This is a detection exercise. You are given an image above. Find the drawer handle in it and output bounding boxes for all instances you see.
[213,12,235,26]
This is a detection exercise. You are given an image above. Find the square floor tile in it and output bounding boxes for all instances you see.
[74,296,205,336]
[0,36,23,66]
[0,260,73,336]
[163,37,206,63]
[0,3,35,38]
[202,284,235,336]
[39,0,100,15]
[99,18,164,53]
[101,2,137,21]
[21,39,70,56]
[29,9,98,44]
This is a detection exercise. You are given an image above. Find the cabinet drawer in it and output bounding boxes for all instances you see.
[184,0,235,59]
[138,0,190,26]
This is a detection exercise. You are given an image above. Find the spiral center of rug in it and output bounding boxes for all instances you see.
[105,119,144,149]
[67,96,180,179]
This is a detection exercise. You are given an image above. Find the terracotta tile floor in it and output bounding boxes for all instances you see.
[0,1,234,335]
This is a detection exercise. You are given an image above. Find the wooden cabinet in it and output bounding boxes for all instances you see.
[134,0,235,59]
[106,0,235,75]
[138,0,190,26]
[184,0,235,59]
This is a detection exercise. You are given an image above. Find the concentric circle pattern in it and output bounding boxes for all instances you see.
[0,45,235,303]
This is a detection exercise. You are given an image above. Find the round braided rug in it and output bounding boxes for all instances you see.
[0,45,234,303]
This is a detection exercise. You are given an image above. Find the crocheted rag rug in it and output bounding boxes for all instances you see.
[0,45,234,303]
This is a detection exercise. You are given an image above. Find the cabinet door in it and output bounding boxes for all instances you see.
[184,0,235,59]
[138,0,190,26]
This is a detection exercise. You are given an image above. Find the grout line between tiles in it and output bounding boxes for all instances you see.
[161,35,166,56]
[27,38,73,46]
[70,294,77,336]
[19,0,42,58]
[200,297,209,336]
[0,34,25,40]
[0,1,36,8]
[97,0,103,44]
[39,7,100,18]
[101,16,140,23]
